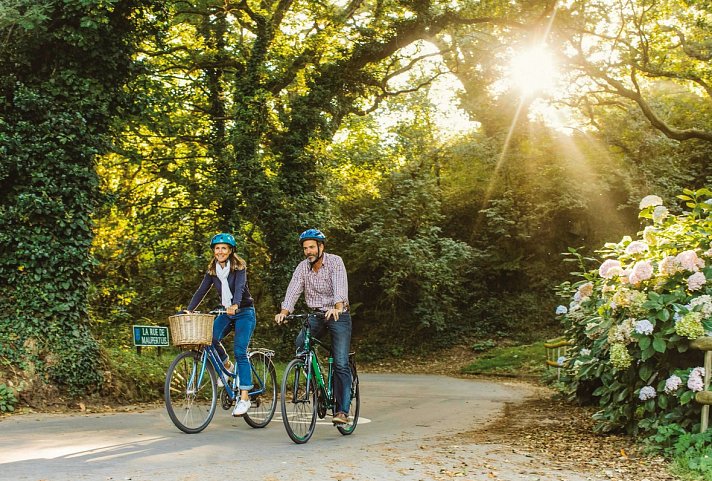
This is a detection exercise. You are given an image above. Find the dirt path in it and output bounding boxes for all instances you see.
[362,346,678,481]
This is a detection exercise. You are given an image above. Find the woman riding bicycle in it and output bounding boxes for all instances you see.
[184,232,256,417]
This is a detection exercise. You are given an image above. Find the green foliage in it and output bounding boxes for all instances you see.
[669,430,712,480]
[343,163,472,338]
[0,0,162,396]
[0,383,17,413]
[556,187,712,438]
[102,347,172,402]
[461,341,547,376]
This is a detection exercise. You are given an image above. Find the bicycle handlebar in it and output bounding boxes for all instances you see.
[177,308,227,315]
[287,312,326,319]
[286,311,326,327]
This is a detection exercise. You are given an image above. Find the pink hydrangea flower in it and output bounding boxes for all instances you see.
[688,367,706,392]
[677,250,704,272]
[599,259,622,279]
[576,282,593,299]
[664,375,682,394]
[625,241,649,255]
[629,260,653,285]
[659,256,680,276]
[688,272,707,291]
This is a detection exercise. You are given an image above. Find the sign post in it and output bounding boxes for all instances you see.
[132,325,170,355]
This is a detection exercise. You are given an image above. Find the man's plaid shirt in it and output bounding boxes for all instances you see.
[281,252,349,312]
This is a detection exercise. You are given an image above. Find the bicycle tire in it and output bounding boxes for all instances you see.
[337,356,360,435]
[243,351,278,428]
[280,357,317,444]
[164,350,217,434]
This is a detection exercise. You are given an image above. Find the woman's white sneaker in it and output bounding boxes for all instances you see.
[232,399,251,417]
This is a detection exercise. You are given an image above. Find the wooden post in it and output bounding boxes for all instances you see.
[703,351,712,433]
[544,338,571,381]
[689,337,712,433]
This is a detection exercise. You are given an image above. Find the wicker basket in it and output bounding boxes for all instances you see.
[168,313,215,346]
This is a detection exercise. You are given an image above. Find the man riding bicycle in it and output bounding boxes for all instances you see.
[275,228,352,425]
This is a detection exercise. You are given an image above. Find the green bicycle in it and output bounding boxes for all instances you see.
[280,312,360,444]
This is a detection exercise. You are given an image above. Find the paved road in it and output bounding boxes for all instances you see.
[0,374,592,481]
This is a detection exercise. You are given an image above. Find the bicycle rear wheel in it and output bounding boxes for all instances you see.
[165,350,217,434]
[337,356,360,435]
[280,357,317,444]
[243,351,277,428]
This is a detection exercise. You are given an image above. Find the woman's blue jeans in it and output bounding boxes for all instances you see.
[296,312,352,414]
[212,307,256,391]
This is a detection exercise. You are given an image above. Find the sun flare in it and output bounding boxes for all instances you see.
[509,45,558,96]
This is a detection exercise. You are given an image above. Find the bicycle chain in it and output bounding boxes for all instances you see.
[220,389,232,410]
[316,386,327,418]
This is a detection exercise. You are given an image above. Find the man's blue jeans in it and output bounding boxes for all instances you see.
[296,312,352,414]
[212,307,256,390]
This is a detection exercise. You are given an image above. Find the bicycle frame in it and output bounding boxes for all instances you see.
[198,344,271,401]
[301,314,336,412]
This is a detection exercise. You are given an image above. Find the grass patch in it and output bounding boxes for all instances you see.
[461,340,548,377]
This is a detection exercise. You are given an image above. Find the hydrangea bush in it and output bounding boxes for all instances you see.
[556,188,712,436]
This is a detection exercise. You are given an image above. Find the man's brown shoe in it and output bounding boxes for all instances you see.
[332,412,348,425]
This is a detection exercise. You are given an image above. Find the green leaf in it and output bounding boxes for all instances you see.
[656,309,670,322]
[641,345,656,361]
[639,364,654,382]
[639,337,651,350]
[653,337,667,353]
[680,390,695,405]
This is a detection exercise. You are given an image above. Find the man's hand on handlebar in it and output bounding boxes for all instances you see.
[325,308,341,321]
[275,309,289,325]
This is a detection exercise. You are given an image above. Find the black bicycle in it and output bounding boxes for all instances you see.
[280,312,360,444]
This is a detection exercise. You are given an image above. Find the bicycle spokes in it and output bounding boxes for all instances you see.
[280,358,317,443]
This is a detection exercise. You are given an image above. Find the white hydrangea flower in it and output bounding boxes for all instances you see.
[555,305,568,315]
[634,319,654,335]
[639,386,657,401]
[639,195,663,209]
[688,295,712,317]
[652,205,669,223]
[664,375,682,394]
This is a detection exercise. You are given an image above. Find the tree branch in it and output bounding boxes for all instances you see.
[576,57,712,142]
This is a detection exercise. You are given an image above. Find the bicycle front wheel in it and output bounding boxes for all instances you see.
[165,350,217,434]
[243,351,277,428]
[337,356,360,435]
[280,357,317,444]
